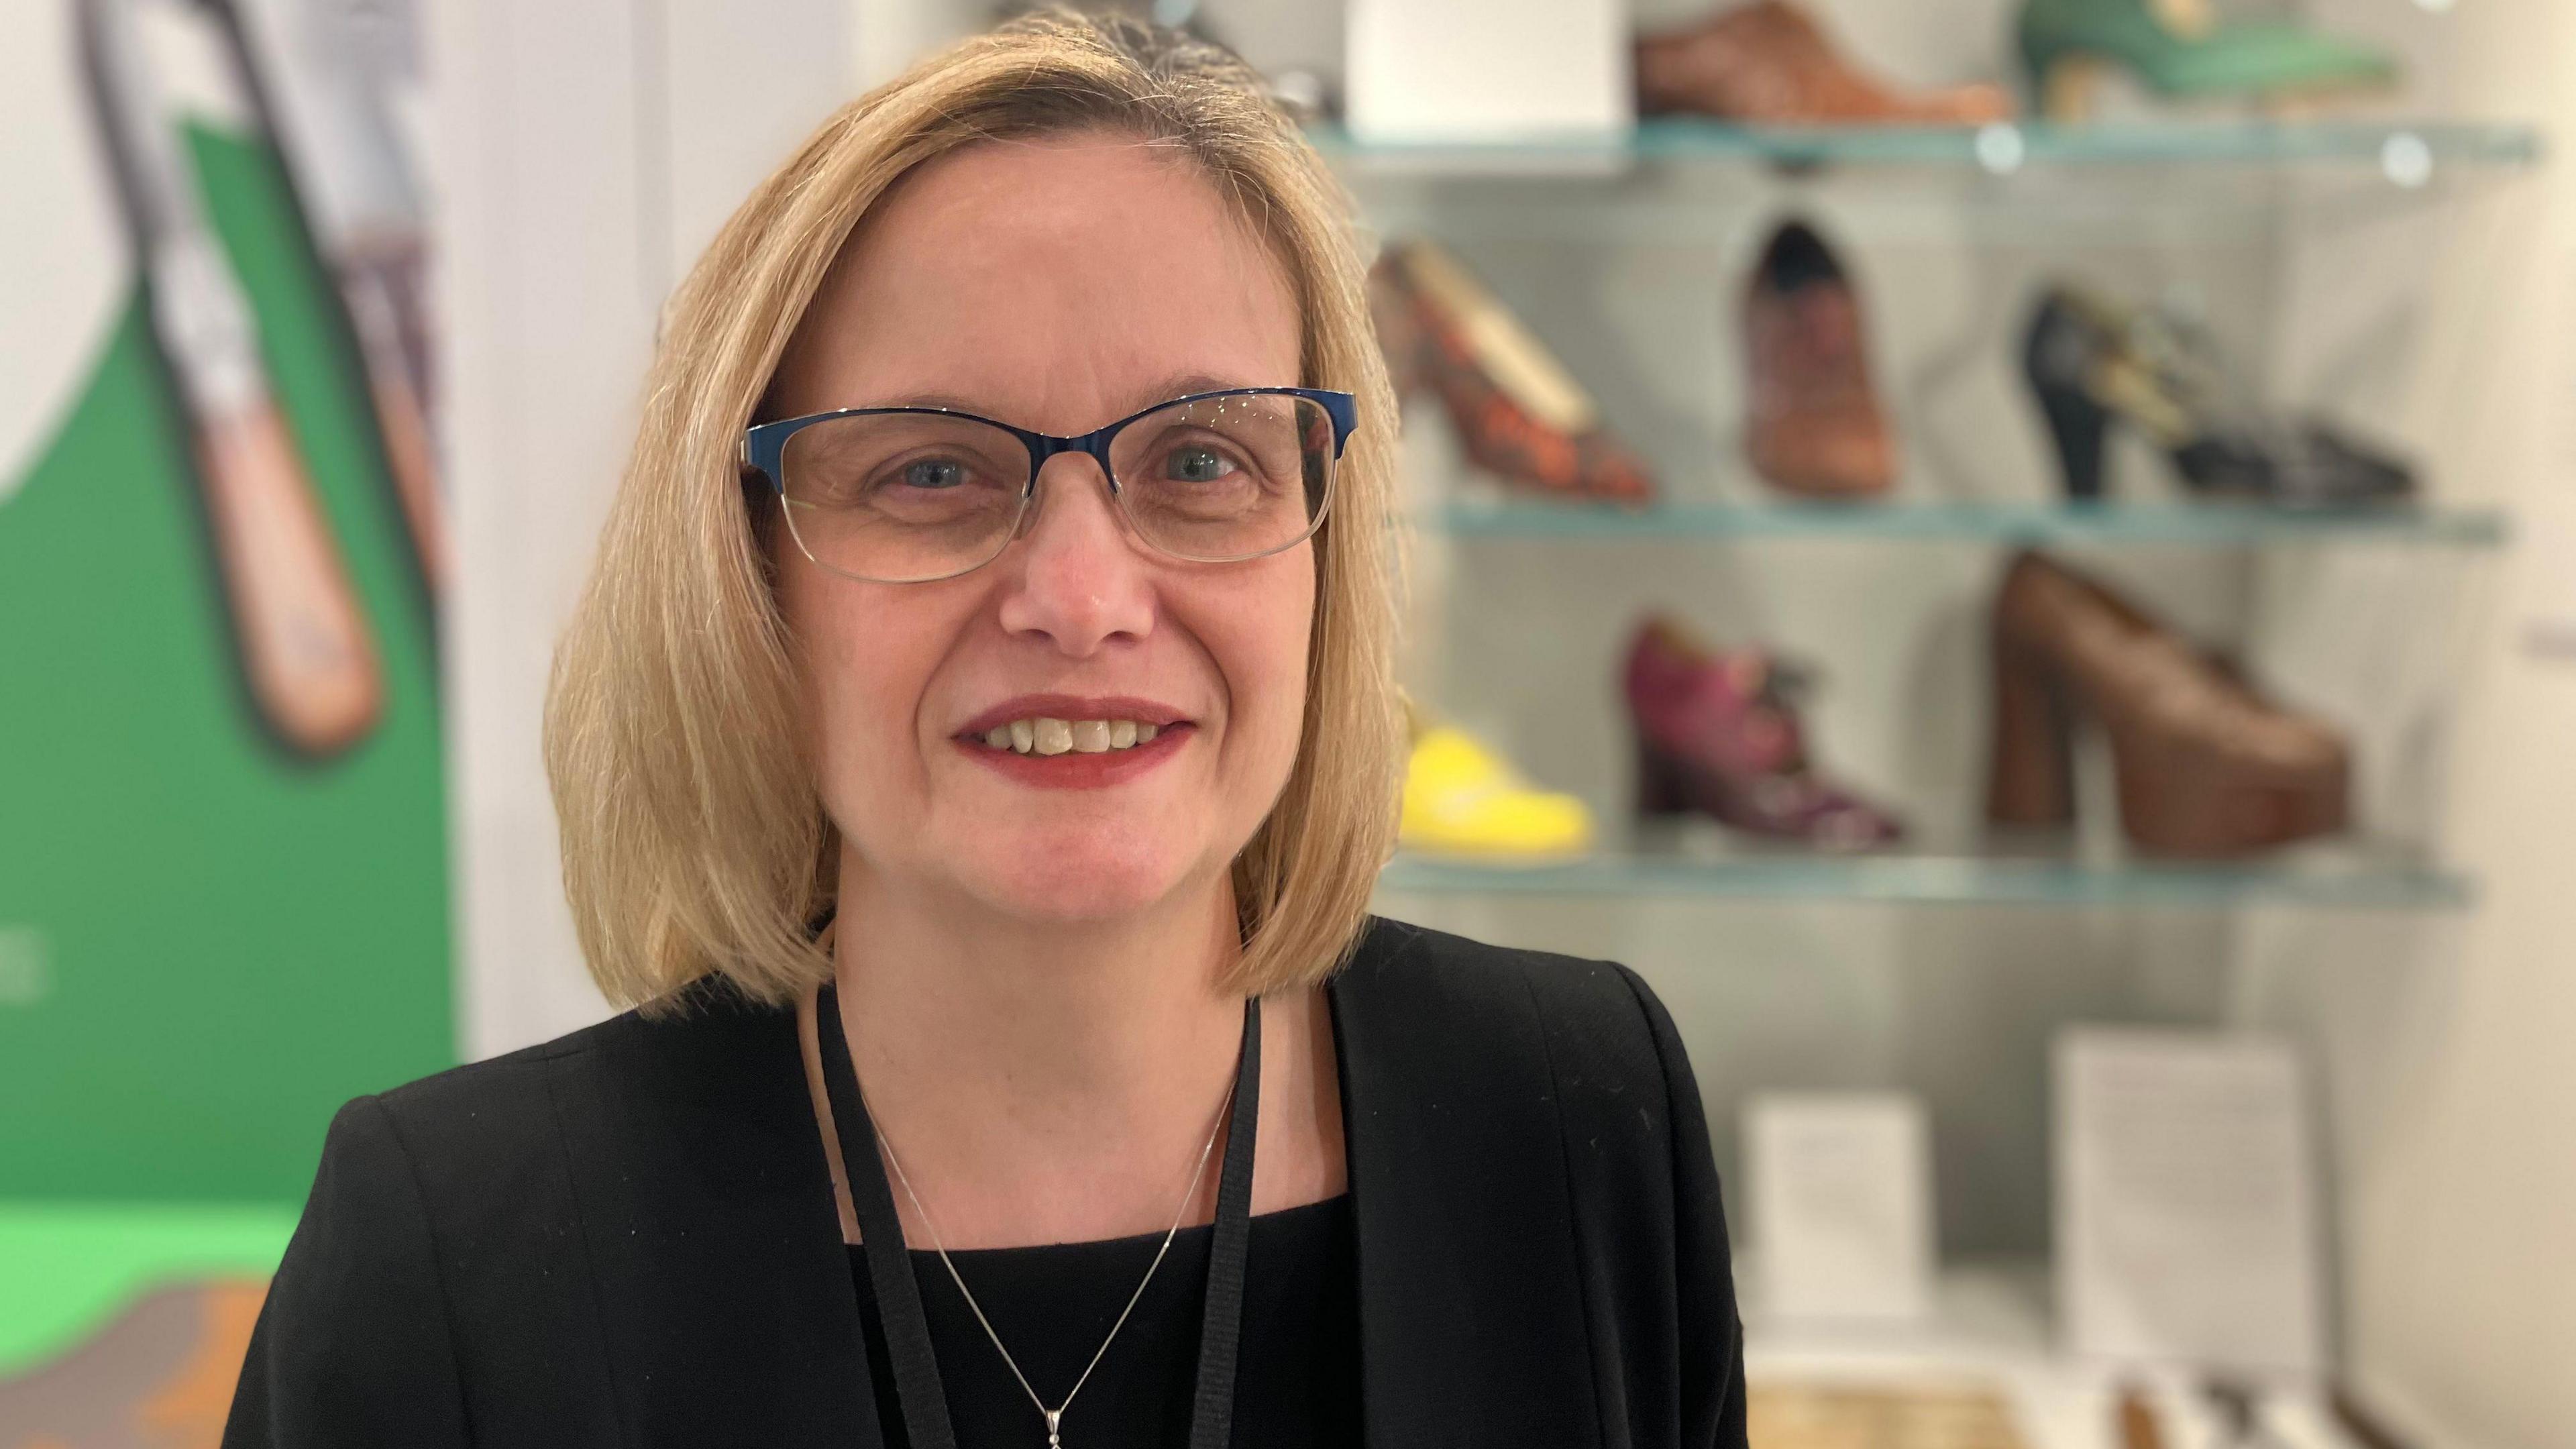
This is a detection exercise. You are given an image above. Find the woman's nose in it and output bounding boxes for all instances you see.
[991,452,1156,656]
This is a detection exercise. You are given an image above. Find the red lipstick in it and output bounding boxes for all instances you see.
[953,694,1189,739]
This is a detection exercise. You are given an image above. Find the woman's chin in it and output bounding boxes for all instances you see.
[965,851,1201,926]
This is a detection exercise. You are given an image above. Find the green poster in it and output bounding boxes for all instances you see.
[0,0,447,1425]
[0,21,453,1211]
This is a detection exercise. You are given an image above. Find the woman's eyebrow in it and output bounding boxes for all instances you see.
[1131,372,1259,407]
[861,374,1271,425]
[857,392,988,413]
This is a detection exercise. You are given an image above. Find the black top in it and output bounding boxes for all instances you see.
[847,1195,1360,1448]
[221,917,1748,1448]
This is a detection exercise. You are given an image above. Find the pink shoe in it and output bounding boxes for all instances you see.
[1624,616,1904,847]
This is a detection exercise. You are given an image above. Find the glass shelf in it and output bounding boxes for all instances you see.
[1430,498,2510,548]
[1312,118,2542,176]
[1376,849,2473,910]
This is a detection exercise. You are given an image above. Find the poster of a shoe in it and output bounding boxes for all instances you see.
[0,0,455,1400]
[217,0,447,602]
[83,0,387,759]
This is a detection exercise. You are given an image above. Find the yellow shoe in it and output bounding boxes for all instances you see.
[1401,726,1593,860]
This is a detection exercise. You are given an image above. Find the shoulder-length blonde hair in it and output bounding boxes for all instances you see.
[545,8,1405,1014]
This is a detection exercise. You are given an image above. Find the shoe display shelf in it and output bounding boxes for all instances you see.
[1311,117,2540,178]
[1321,117,2542,256]
[1350,13,2536,1429]
[1347,121,2525,914]
[1378,845,2471,912]
[1434,496,2510,548]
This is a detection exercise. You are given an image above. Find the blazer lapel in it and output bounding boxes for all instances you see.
[546,984,885,1448]
[1330,919,1603,1448]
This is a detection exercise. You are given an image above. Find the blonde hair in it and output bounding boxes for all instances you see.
[545,9,1405,1013]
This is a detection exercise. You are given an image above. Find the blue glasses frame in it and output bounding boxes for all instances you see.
[741,386,1358,578]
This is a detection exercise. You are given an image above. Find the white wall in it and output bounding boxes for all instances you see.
[2243,1,2576,1444]
[434,0,853,1057]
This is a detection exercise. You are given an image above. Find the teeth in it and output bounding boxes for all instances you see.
[981,716,1171,755]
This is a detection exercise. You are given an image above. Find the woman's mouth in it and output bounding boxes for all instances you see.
[953,699,1196,789]
[973,715,1165,756]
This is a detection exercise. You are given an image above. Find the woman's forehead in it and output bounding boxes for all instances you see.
[773,134,1299,426]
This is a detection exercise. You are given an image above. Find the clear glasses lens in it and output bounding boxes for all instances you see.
[1107,392,1333,563]
[779,412,1028,582]
[775,393,1334,582]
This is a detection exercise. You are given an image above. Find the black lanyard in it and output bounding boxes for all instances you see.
[816,984,1263,1449]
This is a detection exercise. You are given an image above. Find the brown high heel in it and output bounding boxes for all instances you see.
[1986,553,2349,858]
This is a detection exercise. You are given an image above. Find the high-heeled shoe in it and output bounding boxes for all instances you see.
[1745,219,1896,500]
[1401,722,1595,860]
[2024,284,2414,506]
[1987,552,2349,857]
[1372,237,1657,505]
[2018,0,2396,121]
[1636,1,2012,125]
[1625,616,1904,847]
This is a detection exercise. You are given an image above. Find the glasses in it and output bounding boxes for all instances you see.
[741,387,1356,584]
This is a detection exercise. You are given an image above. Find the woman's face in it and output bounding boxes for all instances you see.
[769,133,1314,928]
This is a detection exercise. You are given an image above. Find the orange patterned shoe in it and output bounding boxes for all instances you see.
[1375,238,1658,506]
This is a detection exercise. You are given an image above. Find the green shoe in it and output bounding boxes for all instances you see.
[2018,0,2397,117]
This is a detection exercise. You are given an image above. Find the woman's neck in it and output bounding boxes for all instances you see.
[819,864,1266,1248]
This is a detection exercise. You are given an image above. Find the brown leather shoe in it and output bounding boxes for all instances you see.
[1744,220,1895,499]
[1373,238,1656,506]
[1637,1,2014,125]
[1987,552,2349,857]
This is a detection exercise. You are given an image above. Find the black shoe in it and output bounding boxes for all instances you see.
[2023,284,2414,507]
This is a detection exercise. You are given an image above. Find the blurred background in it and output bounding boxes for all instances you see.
[1,0,2570,1444]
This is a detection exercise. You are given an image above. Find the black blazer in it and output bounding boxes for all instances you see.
[221,917,1748,1447]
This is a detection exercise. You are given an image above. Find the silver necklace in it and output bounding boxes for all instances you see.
[877,1078,1238,1449]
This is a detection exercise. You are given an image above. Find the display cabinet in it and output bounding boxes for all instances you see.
[1338,80,2540,1440]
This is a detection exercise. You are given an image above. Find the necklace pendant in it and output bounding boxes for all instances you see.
[1045,1407,1062,1448]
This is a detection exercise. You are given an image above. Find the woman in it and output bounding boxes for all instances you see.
[223,11,1744,1447]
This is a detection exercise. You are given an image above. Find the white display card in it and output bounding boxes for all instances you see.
[2055,1028,2325,1374]
[1345,0,1629,148]
[1746,1092,1936,1324]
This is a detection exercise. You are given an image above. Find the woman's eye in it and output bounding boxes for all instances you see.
[901,458,969,490]
[1165,447,1238,483]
